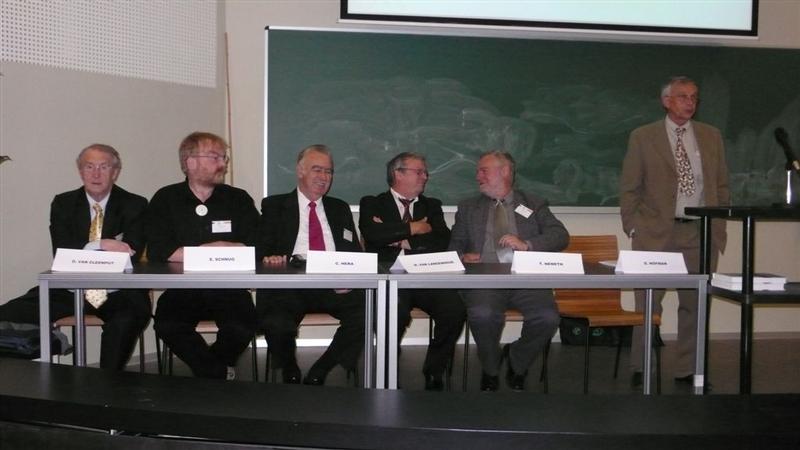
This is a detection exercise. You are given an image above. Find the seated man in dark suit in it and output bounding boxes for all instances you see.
[146,132,259,380]
[0,144,150,370]
[448,150,569,391]
[359,152,465,391]
[256,144,364,386]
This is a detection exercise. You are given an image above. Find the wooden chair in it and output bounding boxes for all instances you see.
[264,313,357,386]
[554,234,661,394]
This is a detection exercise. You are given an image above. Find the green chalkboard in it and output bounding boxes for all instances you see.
[266,28,800,206]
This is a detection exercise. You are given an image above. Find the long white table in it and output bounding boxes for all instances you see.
[383,263,709,394]
[38,263,707,393]
[37,263,384,388]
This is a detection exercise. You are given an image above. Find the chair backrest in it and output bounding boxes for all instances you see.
[555,235,620,315]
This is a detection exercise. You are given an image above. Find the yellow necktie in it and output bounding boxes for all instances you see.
[85,203,108,308]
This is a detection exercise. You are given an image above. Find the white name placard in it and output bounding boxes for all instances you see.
[397,251,465,274]
[511,251,584,274]
[183,246,255,272]
[615,250,687,274]
[51,248,132,273]
[306,250,377,274]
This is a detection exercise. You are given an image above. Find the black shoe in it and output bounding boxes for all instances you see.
[631,371,643,388]
[282,363,301,384]
[503,344,526,391]
[303,373,326,386]
[674,374,694,385]
[480,372,499,392]
[424,373,444,391]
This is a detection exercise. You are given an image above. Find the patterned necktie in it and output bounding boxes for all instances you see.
[89,203,103,241]
[86,203,107,308]
[493,199,512,263]
[675,127,696,196]
[399,198,413,223]
[308,201,325,251]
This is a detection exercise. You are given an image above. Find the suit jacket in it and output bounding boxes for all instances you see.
[257,190,361,258]
[49,185,148,262]
[619,119,730,252]
[359,191,450,263]
[448,189,569,257]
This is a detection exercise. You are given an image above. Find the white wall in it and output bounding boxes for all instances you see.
[0,3,227,362]
[223,0,800,341]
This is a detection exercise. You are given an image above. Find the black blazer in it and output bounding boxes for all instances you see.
[359,191,450,263]
[258,190,361,259]
[49,185,148,262]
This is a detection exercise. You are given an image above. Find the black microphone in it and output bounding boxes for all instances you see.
[774,127,800,174]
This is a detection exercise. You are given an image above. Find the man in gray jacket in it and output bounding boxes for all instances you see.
[449,150,569,391]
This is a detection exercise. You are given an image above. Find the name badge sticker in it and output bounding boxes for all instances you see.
[515,204,533,219]
[212,220,232,234]
[343,228,354,242]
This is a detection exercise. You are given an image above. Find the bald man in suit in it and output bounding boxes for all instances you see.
[620,76,730,387]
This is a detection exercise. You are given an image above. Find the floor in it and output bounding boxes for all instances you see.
[150,335,800,394]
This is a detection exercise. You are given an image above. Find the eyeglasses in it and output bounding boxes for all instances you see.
[396,167,428,176]
[310,166,334,176]
[671,94,699,103]
[192,153,230,163]
[80,163,115,173]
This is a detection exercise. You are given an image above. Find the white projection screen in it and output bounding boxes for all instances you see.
[341,0,758,37]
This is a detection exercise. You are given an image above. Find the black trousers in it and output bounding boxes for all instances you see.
[398,289,465,377]
[0,286,151,370]
[256,288,365,376]
[154,289,256,379]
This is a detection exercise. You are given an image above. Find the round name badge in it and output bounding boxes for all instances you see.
[195,204,208,217]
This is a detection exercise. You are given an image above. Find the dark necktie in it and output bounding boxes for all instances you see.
[399,198,413,223]
[494,199,512,262]
[675,127,696,196]
[308,201,325,251]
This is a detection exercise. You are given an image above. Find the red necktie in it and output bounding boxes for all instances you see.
[308,201,325,251]
[399,198,413,223]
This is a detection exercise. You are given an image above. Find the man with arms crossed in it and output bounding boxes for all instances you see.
[620,76,729,387]
[360,152,465,391]
[449,150,569,391]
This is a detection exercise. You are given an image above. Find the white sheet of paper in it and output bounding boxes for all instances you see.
[397,251,465,274]
[51,248,132,273]
[183,246,255,272]
[306,250,377,274]
[510,251,584,274]
[615,250,687,274]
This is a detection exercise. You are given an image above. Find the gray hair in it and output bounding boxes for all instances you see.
[660,76,697,98]
[386,152,426,186]
[76,144,121,169]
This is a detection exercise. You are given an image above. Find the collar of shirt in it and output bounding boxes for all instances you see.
[293,189,335,255]
[665,116,694,142]
[84,191,110,219]
[390,188,417,218]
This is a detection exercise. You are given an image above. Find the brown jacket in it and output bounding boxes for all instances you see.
[619,119,730,253]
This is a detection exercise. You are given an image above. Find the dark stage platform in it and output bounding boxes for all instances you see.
[1,358,799,449]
